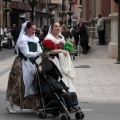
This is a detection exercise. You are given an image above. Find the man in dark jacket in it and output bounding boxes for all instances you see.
[43,25,49,37]
[11,24,20,54]
[78,22,91,54]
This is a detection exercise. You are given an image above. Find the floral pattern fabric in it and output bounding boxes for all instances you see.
[6,56,41,109]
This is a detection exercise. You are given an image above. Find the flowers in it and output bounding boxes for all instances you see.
[42,40,56,52]
[41,40,56,60]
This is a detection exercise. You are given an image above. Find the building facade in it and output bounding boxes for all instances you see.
[82,0,118,59]
[0,0,82,28]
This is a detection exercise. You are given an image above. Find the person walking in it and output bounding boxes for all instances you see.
[6,21,43,114]
[11,24,20,54]
[71,25,79,46]
[6,29,12,49]
[97,14,105,45]
[43,25,49,37]
[44,21,76,92]
[78,22,90,54]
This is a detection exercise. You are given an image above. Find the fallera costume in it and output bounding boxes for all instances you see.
[6,27,42,110]
[45,33,76,92]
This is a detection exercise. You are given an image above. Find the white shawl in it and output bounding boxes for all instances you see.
[59,52,76,78]
[45,33,76,78]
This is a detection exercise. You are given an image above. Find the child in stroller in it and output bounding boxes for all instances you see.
[35,58,84,119]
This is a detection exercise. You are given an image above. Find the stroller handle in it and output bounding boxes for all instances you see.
[34,56,39,67]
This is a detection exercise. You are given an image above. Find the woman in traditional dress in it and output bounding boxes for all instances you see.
[44,21,76,92]
[6,21,43,114]
[6,21,70,114]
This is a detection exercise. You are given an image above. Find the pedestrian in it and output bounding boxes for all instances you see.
[6,29,12,49]
[0,27,4,51]
[6,21,43,114]
[71,25,79,46]
[78,22,90,54]
[38,32,44,45]
[97,14,105,45]
[43,25,49,37]
[11,24,20,54]
[61,24,72,41]
[44,21,76,92]
[6,21,74,114]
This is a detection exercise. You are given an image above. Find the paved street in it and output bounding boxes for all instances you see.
[0,46,120,120]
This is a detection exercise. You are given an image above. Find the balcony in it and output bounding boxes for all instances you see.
[10,1,30,11]
[9,1,45,12]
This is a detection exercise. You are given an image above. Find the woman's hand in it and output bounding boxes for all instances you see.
[39,52,46,56]
[61,50,68,56]
[49,49,68,55]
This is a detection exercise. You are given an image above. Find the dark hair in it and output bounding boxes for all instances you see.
[26,21,36,29]
[51,21,60,29]
[98,14,102,18]
[42,59,53,73]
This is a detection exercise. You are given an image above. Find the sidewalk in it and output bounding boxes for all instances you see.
[0,45,120,104]
[73,45,120,103]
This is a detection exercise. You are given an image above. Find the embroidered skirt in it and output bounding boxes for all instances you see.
[6,56,41,110]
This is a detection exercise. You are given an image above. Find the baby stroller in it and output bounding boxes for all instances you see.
[34,58,84,120]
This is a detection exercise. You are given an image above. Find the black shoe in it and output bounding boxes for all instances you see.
[88,46,91,49]
[82,51,87,54]
[72,105,79,111]
[68,106,75,112]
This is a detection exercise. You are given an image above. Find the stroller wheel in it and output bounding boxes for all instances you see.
[38,112,46,119]
[73,56,75,59]
[66,114,70,120]
[81,112,85,119]
[75,111,84,119]
[61,114,70,120]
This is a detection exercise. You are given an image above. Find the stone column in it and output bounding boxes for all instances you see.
[108,0,118,58]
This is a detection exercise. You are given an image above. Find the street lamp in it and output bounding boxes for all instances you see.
[47,0,54,24]
[28,0,38,22]
[67,0,74,27]
[61,1,66,24]
[61,13,64,24]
